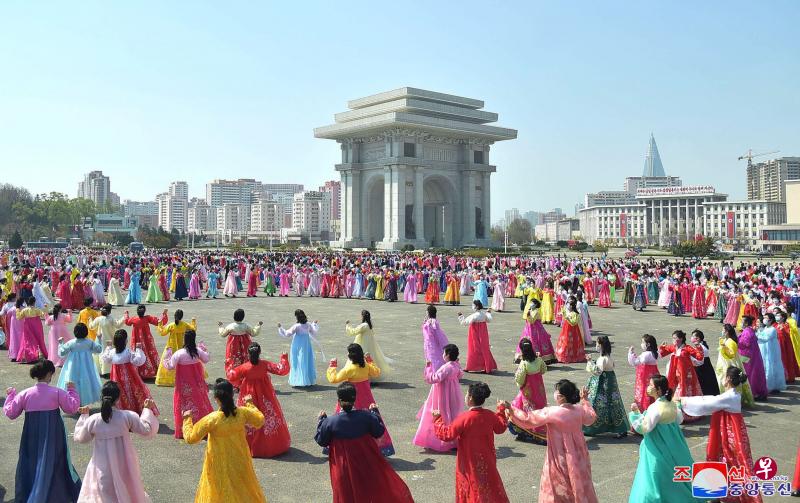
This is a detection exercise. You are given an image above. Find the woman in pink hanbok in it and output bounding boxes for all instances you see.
[508,339,548,443]
[158,269,170,302]
[162,330,214,439]
[223,268,238,297]
[188,271,202,300]
[491,276,506,311]
[404,271,418,303]
[597,277,611,308]
[724,291,741,326]
[74,381,159,503]
[45,304,72,367]
[279,269,291,297]
[691,281,707,319]
[657,277,672,308]
[413,344,463,451]
[500,379,599,503]
[518,298,556,364]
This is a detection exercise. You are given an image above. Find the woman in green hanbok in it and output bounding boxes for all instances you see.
[262,269,276,296]
[628,374,696,503]
[583,336,629,437]
[145,270,162,303]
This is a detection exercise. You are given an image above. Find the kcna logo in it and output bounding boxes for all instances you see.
[674,457,782,499]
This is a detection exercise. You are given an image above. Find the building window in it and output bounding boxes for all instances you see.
[404,142,416,157]
[473,151,484,164]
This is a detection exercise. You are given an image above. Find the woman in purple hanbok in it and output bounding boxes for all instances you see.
[188,271,201,300]
[737,315,768,399]
[421,305,449,370]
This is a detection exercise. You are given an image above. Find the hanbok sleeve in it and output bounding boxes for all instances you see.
[580,399,598,426]
[433,413,464,442]
[157,323,171,337]
[249,323,262,337]
[130,348,147,367]
[366,361,381,379]
[368,409,387,438]
[58,387,80,414]
[627,349,639,367]
[162,348,177,370]
[128,408,159,439]
[586,359,602,376]
[514,362,528,388]
[278,323,297,338]
[425,363,449,384]
[326,364,349,384]
[266,354,290,376]
[308,322,319,336]
[680,394,727,418]
[345,323,364,337]
[196,346,211,364]
[90,339,103,354]
[100,346,115,364]
[240,403,265,429]
[184,412,216,444]
[484,311,493,323]
[58,339,76,358]
[219,324,232,337]
[629,403,661,435]
[658,344,675,358]
[314,416,332,447]
[227,364,246,387]
[73,413,96,444]
[508,405,551,430]
[3,388,23,419]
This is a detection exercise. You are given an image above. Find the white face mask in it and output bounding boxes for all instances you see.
[641,342,647,350]
[776,315,783,322]
[472,305,479,312]
[553,390,561,403]
[763,318,770,325]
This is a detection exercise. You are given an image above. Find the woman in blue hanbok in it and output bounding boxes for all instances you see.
[206,270,219,298]
[757,312,787,393]
[365,274,377,300]
[472,277,489,309]
[278,309,320,387]
[4,359,82,502]
[628,374,696,503]
[57,323,103,406]
[353,270,365,298]
[125,270,142,305]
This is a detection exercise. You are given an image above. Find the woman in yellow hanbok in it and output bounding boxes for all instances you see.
[169,266,178,293]
[184,379,267,503]
[786,305,800,366]
[540,280,555,324]
[345,310,392,381]
[155,309,198,386]
[374,273,385,300]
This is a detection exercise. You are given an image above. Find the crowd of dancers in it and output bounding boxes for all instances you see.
[2,248,800,502]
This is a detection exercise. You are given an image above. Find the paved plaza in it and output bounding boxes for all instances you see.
[1,293,798,502]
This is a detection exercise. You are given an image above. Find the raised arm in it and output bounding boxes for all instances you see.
[629,404,661,435]
[130,347,147,367]
[3,388,24,419]
[345,322,365,337]
[433,413,465,442]
[278,323,297,339]
[183,413,214,445]
[73,413,95,444]
[266,354,290,376]
[314,415,332,447]
[128,407,159,439]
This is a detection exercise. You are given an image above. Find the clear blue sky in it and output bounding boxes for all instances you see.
[1,1,798,221]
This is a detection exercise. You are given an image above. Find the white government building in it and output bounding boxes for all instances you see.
[578,136,787,248]
[316,87,517,249]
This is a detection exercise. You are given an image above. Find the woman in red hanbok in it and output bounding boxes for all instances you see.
[583,276,595,304]
[681,367,762,503]
[434,382,509,503]
[776,311,799,384]
[71,276,86,311]
[425,274,440,304]
[158,269,170,301]
[659,330,703,422]
[56,274,72,310]
[315,383,414,503]
[501,379,599,503]
[556,299,587,364]
[458,301,498,373]
[246,265,259,297]
[691,281,707,319]
[627,334,660,413]
[101,329,159,415]
[320,272,330,298]
[123,305,168,379]
[218,309,264,376]
[227,342,291,458]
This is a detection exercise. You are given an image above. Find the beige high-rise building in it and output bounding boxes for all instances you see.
[786,180,800,224]
[746,157,800,202]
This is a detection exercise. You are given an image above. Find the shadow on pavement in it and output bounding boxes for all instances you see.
[496,446,525,459]
[158,423,175,435]
[277,447,329,465]
[388,457,435,472]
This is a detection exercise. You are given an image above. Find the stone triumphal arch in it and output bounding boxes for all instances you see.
[315,87,517,249]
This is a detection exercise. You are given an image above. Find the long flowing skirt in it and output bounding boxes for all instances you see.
[465,322,498,373]
[724,298,740,325]
[519,320,555,363]
[57,351,102,406]
[555,323,587,363]
[238,379,291,458]
[715,292,728,321]
[326,436,413,503]
[633,284,647,310]
[707,411,762,503]
[225,334,252,376]
[583,371,629,435]
[667,293,684,315]
[633,363,660,413]
[130,332,159,379]
[111,362,159,415]
[172,362,213,439]
[288,332,316,387]
[413,379,463,451]
[15,410,82,503]
[627,420,695,503]
[509,372,547,440]
[696,358,721,395]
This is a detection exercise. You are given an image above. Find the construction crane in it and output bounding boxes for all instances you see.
[738,149,780,169]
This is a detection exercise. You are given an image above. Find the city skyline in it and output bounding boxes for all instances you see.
[1,2,798,221]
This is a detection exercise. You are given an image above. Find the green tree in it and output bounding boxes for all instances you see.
[506,218,532,245]
[9,230,23,249]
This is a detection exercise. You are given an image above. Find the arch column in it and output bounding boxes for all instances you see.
[414,167,424,242]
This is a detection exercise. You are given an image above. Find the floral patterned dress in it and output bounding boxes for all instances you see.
[582,356,629,435]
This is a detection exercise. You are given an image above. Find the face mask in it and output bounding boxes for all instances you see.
[763,319,769,325]
[553,390,561,403]
[641,342,648,350]
[472,305,479,312]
